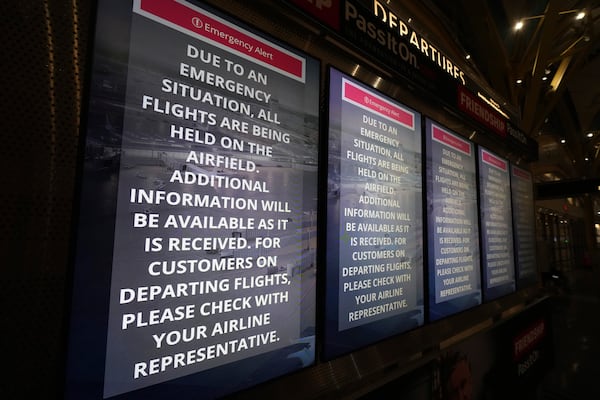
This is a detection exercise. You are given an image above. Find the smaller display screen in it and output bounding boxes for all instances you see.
[324,67,424,360]
[510,165,538,288]
[478,147,516,301]
[425,120,481,321]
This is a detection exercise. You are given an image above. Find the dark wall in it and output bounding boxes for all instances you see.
[2,1,92,397]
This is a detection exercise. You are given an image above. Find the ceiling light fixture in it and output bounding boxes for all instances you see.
[515,10,584,32]
[587,132,594,138]
[560,139,566,144]
[558,9,585,17]
[514,14,544,31]
[516,79,523,84]
[465,54,471,60]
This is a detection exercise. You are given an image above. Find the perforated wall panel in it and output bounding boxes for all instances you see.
[1,1,91,397]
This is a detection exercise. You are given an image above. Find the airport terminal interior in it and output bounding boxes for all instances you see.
[3,0,600,399]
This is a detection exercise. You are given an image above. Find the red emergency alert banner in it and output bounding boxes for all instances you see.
[512,165,531,181]
[432,124,471,155]
[481,149,507,171]
[342,78,415,129]
[135,0,306,82]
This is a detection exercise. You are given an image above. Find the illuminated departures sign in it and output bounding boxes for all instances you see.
[291,0,467,86]
[289,0,540,161]
[371,0,466,85]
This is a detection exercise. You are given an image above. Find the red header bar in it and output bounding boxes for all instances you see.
[458,86,506,137]
[342,79,415,129]
[432,125,471,156]
[482,149,507,171]
[135,0,305,82]
[512,165,531,181]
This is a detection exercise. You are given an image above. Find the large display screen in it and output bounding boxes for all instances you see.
[65,1,319,398]
[510,165,538,288]
[478,147,516,301]
[425,120,481,321]
[324,68,424,359]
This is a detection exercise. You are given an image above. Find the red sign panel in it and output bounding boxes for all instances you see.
[288,0,341,30]
[458,86,506,137]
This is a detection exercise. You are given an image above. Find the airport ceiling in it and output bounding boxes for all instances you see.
[409,0,600,184]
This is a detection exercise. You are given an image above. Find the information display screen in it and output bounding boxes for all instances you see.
[510,165,538,288]
[65,1,319,398]
[324,68,424,359]
[425,120,481,321]
[478,147,516,301]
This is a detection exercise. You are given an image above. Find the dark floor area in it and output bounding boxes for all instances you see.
[540,266,600,399]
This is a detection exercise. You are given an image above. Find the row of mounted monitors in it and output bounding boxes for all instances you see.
[325,68,537,360]
[65,1,536,399]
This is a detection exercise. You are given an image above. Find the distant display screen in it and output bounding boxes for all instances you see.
[324,68,424,359]
[425,120,481,321]
[510,165,538,288]
[65,1,319,398]
[478,147,515,301]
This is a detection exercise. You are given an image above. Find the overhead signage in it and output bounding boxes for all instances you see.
[458,86,506,138]
[65,1,319,398]
[340,0,461,98]
[325,67,423,359]
[291,0,468,86]
[370,0,466,85]
[287,0,538,161]
[425,120,481,321]
[478,148,516,301]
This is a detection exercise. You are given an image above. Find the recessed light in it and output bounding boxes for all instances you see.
[515,21,524,30]
[576,12,585,20]
[587,132,594,138]
[465,54,471,60]
[516,79,523,84]
[560,139,566,144]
